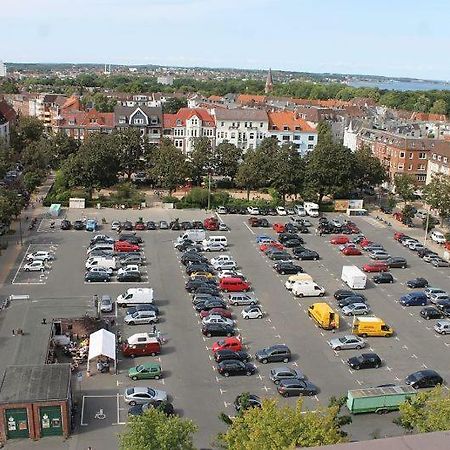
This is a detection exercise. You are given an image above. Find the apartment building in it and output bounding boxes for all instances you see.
[426,141,450,184]
[267,111,317,155]
[213,108,268,152]
[0,100,16,145]
[163,108,215,154]
[357,128,440,186]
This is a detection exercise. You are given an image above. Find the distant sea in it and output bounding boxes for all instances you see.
[346,79,450,92]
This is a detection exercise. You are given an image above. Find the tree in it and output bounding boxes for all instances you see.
[353,146,387,190]
[397,386,450,433]
[113,128,145,179]
[316,121,332,142]
[303,137,355,206]
[21,139,53,172]
[235,149,262,200]
[423,173,450,223]
[413,94,431,113]
[189,137,214,185]
[218,398,347,449]
[152,138,189,195]
[62,133,120,198]
[430,99,448,115]
[52,132,80,166]
[11,117,44,150]
[394,173,416,204]
[214,141,243,181]
[163,97,188,114]
[119,406,197,450]
[270,144,304,203]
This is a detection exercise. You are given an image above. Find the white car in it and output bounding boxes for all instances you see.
[241,305,264,319]
[331,219,342,228]
[425,287,447,299]
[339,243,356,251]
[26,251,53,262]
[247,206,260,215]
[214,260,237,271]
[218,270,244,279]
[301,219,312,227]
[89,266,114,275]
[111,221,121,231]
[216,206,227,214]
[276,206,287,216]
[202,314,234,327]
[117,265,140,276]
[218,223,229,231]
[23,260,46,272]
[342,303,371,316]
[430,230,446,244]
[408,242,425,251]
[402,239,418,248]
[211,255,233,266]
[202,241,226,252]
[100,295,113,313]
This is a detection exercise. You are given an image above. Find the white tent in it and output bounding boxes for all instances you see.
[87,328,116,373]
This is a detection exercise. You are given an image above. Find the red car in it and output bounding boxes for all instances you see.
[260,242,284,252]
[359,239,373,248]
[204,217,219,231]
[212,337,242,353]
[248,217,260,227]
[362,262,389,272]
[330,235,350,245]
[199,308,233,319]
[134,222,146,231]
[342,247,362,256]
[272,223,286,233]
[394,232,405,241]
[114,241,140,252]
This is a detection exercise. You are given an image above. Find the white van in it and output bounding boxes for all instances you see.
[284,274,313,290]
[203,236,228,247]
[292,281,325,297]
[116,288,154,307]
[176,230,206,244]
[87,243,114,254]
[294,205,306,216]
[85,256,118,271]
[430,230,446,244]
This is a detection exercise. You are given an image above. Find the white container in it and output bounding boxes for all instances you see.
[341,265,367,290]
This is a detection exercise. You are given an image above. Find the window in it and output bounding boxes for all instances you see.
[408,164,413,171]
[249,133,255,139]
[231,132,236,139]
[134,118,144,125]
[282,135,290,141]
[308,144,314,149]
[419,152,426,159]
[398,163,404,170]
[409,152,413,159]
[260,122,263,127]
[444,157,448,163]
[175,140,183,148]
[417,174,426,182]
[118,116,126,124]
[176,119,181,126]
[295,143,300,149]
[295,126,301,131]
[150,117,158,125]
[294,135,301,141]
[399,151,405,158]
[221,122,224,127]
[249,122,252,128]
[438,155,442,161]
[432,153,436,159]
[308,135,315,141]
[244,122,248,127]
[283,126,289,131]
[418,164,426,171]
[232,122,235,127]
[271,134,277,139]
[152,129,158,134]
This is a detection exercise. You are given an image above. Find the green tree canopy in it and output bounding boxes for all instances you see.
[11,117,44,151]
[397,386,450,433]
[430,99,448,115]
[354,145,387,190]
[112,128,145,179]
[394,173,416,204]
[235,149,262,200]
[119,406,197,450]
[163,97,188,114]
[214,141,243,181]
[189,137,214,185]
[423,173,450,221]
[219,398,347,450]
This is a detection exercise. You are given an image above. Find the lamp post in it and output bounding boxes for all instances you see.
[423,206,431,246]
[17,194,23,246]
[207,170,212,211]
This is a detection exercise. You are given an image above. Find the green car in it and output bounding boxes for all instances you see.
[128,363,162,381]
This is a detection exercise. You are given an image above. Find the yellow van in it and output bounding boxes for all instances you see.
[352,317,394,337]
[308,303,340,330]
[284,274,313,290]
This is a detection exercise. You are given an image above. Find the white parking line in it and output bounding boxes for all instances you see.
[243,222,255,235]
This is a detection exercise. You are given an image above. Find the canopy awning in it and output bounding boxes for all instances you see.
[88,328,116,362]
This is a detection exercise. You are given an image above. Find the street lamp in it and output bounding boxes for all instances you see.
[17,194,23,246]
[207,170,212,211]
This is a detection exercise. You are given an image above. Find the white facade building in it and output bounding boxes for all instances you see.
[0,62,6,77]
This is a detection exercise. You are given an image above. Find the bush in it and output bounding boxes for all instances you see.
[215,178,235,189]
[23,171,44,192]
[162,195,179,203]
[182,188,209,208]
[320,203,335,212]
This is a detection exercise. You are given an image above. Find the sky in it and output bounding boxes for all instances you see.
[1,0,450,80]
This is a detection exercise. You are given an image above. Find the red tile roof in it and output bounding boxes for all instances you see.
[267,111,316,133]
[237,94,267,105]
[0,100,17,123]
[411,112,448,122]
[58,109,114,128]
[61,95,82,111]
[163,108,215,128]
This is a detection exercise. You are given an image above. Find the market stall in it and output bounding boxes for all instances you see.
[87,329,116,375]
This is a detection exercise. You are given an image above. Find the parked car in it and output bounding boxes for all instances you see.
[405,370,443,389]
[199,308,232,319]
[60,219,71,230]
[293,249,319,261]
[212,337,242,353]
[233,393,262,412]
[202,322,235,337]
[342,303,371,316]
[330,236,350,245]
[407,278,429,288]
[328,335,366,351]
[334,290,356,301]
[214,350,250,363]
[347,353,382,370]
[73,220,85,230]
[362,262,389,273]
[373,272,394,284]
[399,292,428,307]
[123,387,167,405]
[425,287,447,299]
[431,258,450,268]
[26,251,54,262]
[342,247,362,256]
[277,379,318,397]
[255,344,291,364]
[430,292,450,304]
[420,306,444,320]
[117,271,142,282]
[241,305,264,319]
[202,314,234,327]
[23,260,46,272]
[85,271,110,282]
[227,293,258,306]
[126,303,160,316]
[124,310,158,325]
[128,363,162,381]
[273,262,303,275]
[247,206,260,215]
[337,295,367,309]
[269,366,305,384]
[202,241,226,252]
[217,360,256,377]
[434,319,450,334]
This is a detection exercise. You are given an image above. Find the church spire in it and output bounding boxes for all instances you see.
[265,68,273,94]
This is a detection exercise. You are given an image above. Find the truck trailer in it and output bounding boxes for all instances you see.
[341,265,367,290]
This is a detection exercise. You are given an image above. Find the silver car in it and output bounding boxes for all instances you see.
[328,335,366,351]
[342,303,371,316]
[369,251,390,261]
[100,295,113,313]
[124,387,167,405]
[431,258,450,267]
[269,366,305,385]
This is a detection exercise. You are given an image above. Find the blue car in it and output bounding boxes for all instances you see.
[399,292,428,307]
[255,235,272,244]
[85,219,98,232]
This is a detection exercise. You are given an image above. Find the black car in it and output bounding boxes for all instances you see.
[126,304,160,316]
[284,223,298,234]
[122,221,133,231]
[417,248,436,258]
[397,235,412,243]
[337,295,367,308]
[73,220,85,230]
[192,221,204,229]
[420,306,444,320]
[297,225,310,234]
[85,271,110,283]
[405,370,443,389]
[278,233,300,244]
[293,249,319,261]
[117,272,142,282]
[193,285,221,296]
[435,299,450,311]
[347,353,382,370]
[186,264,215,275]
[118,234,142,245]
[373,272,394,284]
[185,278,217,292]
[192,294,223,305]
[291,246,308,256]
[386,257,407,269]
[217,360,256,377]
[283,238,304,248]
[407,277,429,288]
[170,221,181,231]
[233,393,262,412]
[259,218,270,227]
[214,350,251,363]
[195,299,226,312]
[273,262,303,275]
[181,221,193,230]
[128,401,175,417]
[146,221,157,230]
[277,379,318,397]
[334,290,356,300]
[268,251,291,261]
[181,254,208,265]
[202,322,235,337]
[255,344,291,364]
[60,219,71,230]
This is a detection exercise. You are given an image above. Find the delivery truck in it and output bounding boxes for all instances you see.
[341,265,367,290]
[347,385,417,414]
[308,303,340,330]
[116,288,154,307]
[352,316,394,337]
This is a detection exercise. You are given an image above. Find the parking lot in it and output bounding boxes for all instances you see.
[2,206,450,448]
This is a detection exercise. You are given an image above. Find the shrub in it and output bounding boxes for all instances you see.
[162,195,179,203]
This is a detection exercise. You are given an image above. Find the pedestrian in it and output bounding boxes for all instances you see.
[152,325,157,335]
